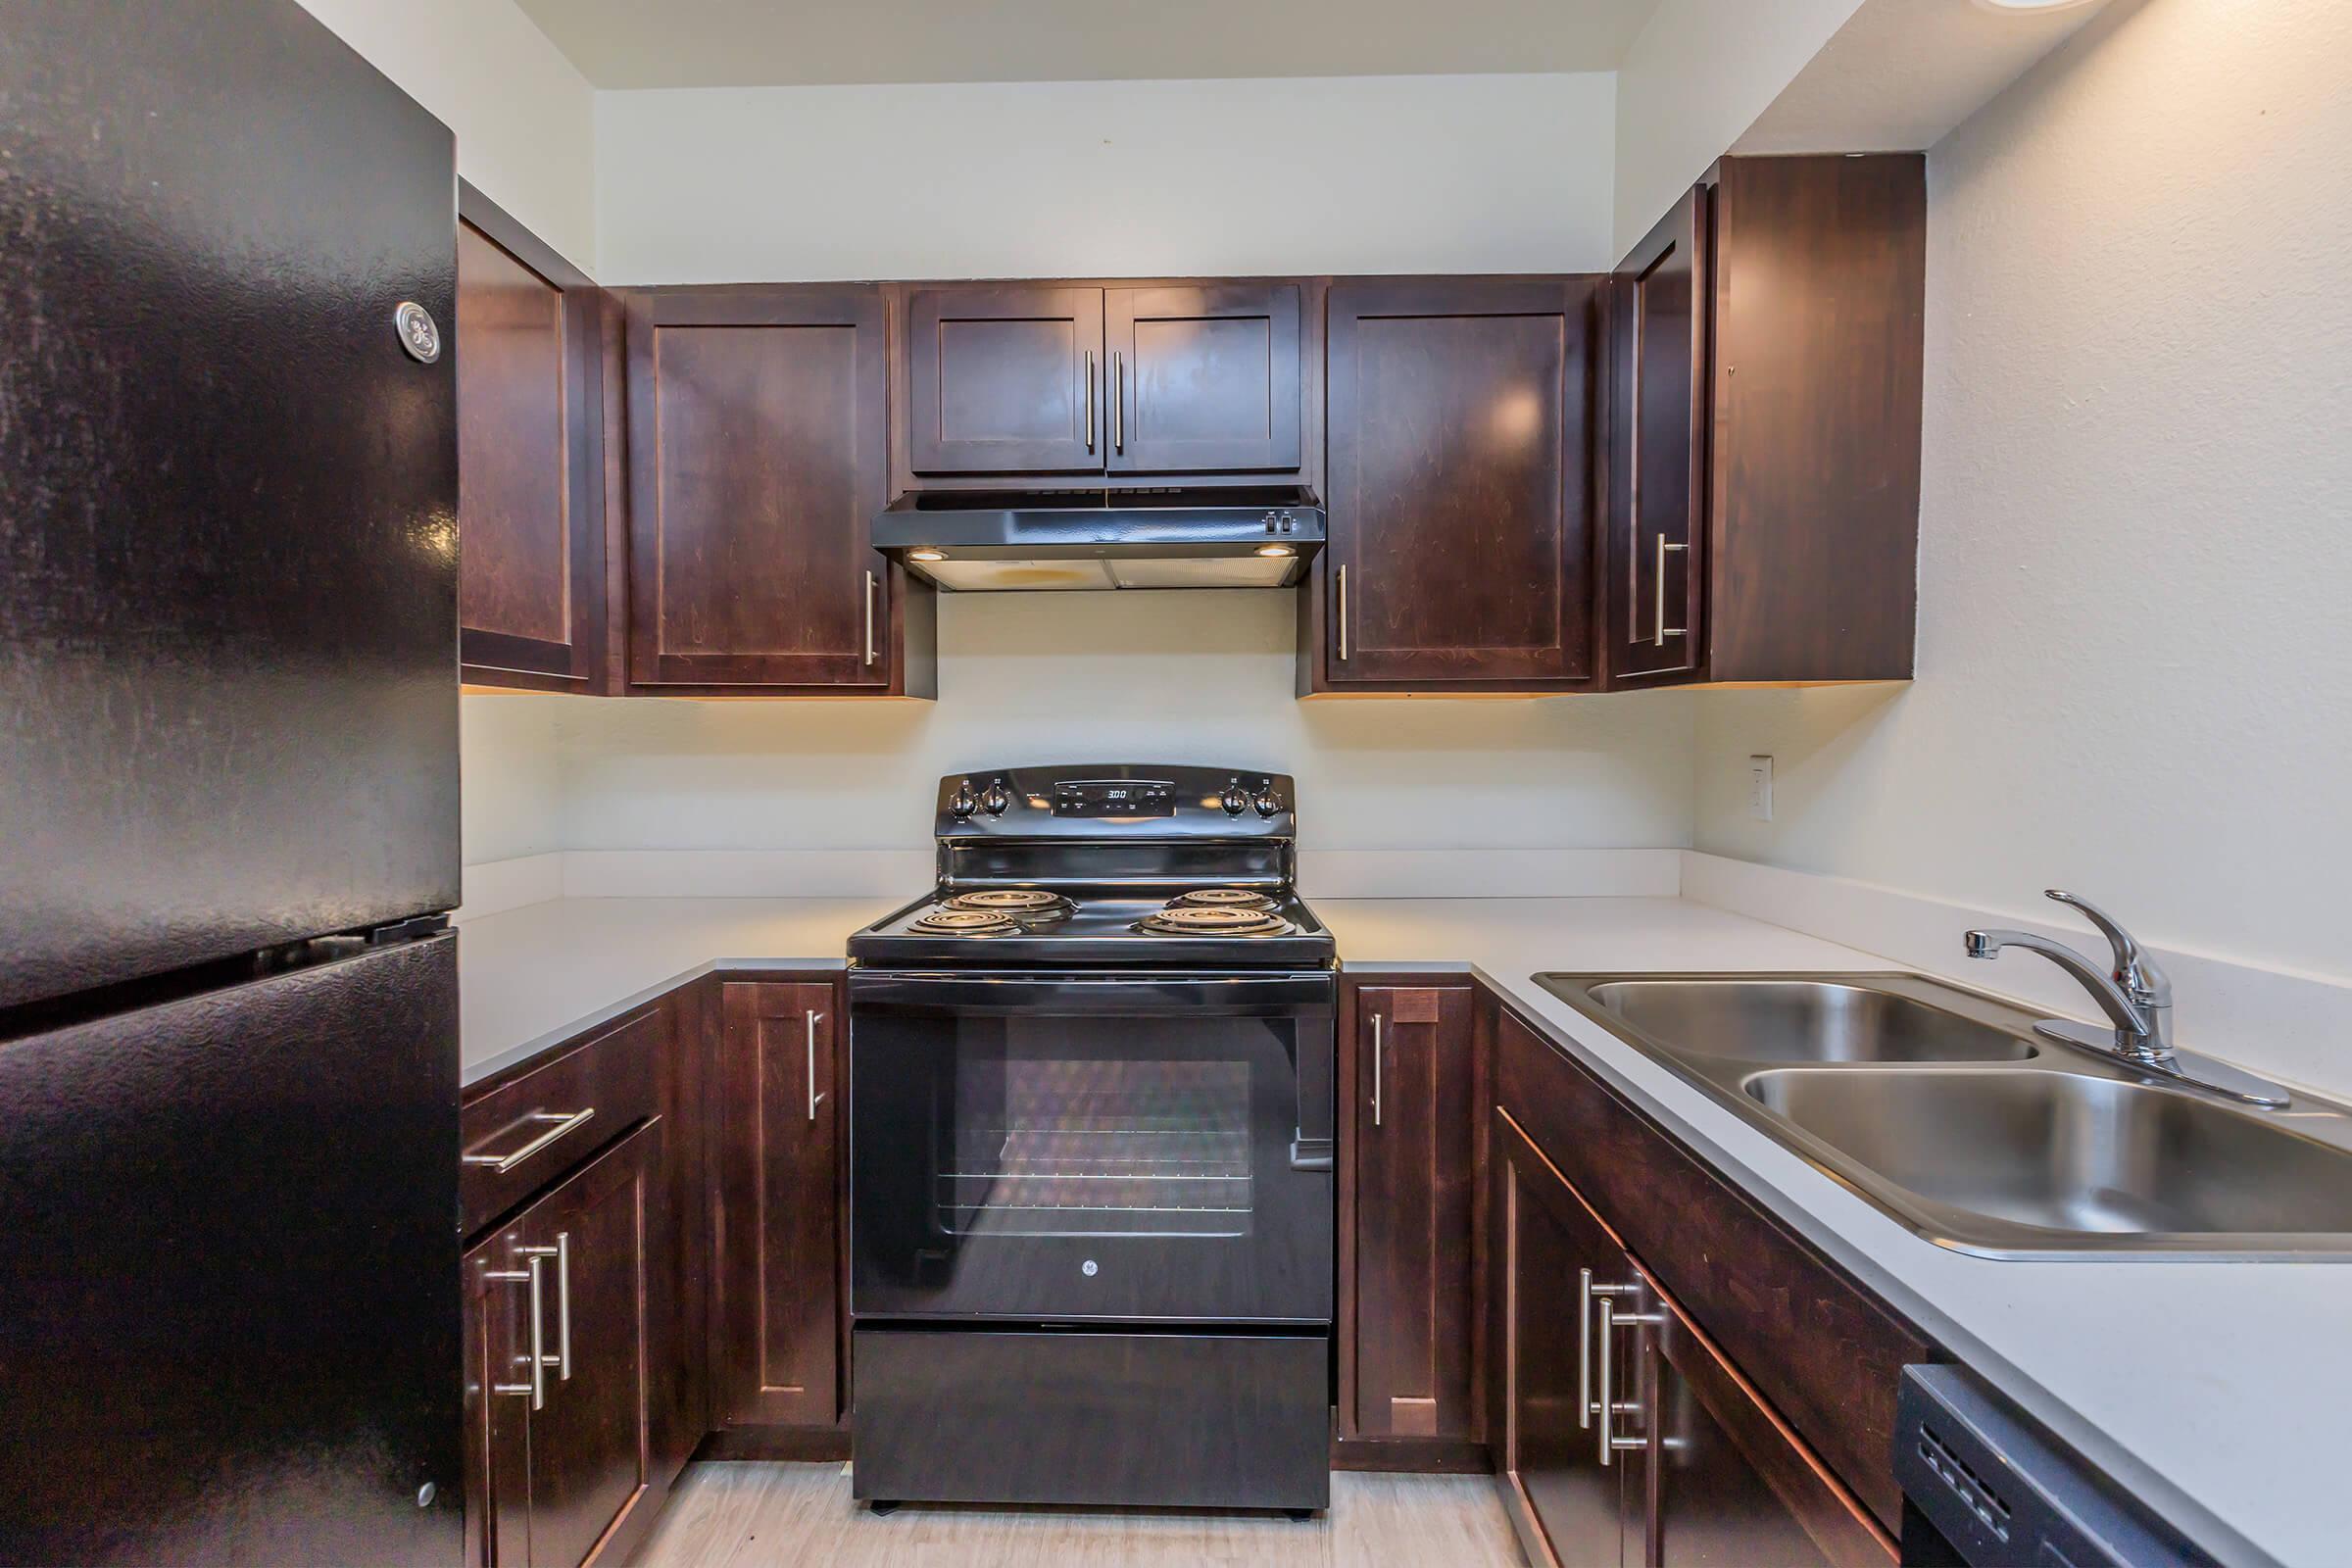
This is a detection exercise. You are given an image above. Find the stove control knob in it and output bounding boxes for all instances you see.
[1252,780,1283,817]
[980,778,1011,816]
[1219,780,1249,815]
[948,780,979,819]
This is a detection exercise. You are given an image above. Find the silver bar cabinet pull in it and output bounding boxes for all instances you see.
[551,1234,571,1381]
[1084,350,1096,451]
[806,1010,826,1121]
[1654,534,1689,647]
[1595,1295,1665,1464]
[1113,352,1125,454]
[464,1106,594,1174]
[1370,1014,1384,1128]
[1336,565,1349,661]
[1580,1270,1637,1430]
[485,1255,539,1405]
[863,571,878,665]
[487,1250,550,1409]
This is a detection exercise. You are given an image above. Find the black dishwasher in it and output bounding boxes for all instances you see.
[1895,1365,2214,1567]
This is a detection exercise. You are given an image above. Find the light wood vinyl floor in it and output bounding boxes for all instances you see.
[628,1461,1529,1568]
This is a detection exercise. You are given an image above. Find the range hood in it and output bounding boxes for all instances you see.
[872,486,1324,592]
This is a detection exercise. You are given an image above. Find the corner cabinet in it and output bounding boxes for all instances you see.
[1605,156,1926,687]
[710,979,844,1433]
[1307,277,1601,695]
[619,286,935,697]
[456,180,614,693]
[896,279,1308,483]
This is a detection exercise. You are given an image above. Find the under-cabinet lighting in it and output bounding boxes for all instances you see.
[1255,544,1296,558]
[908,548,948,562]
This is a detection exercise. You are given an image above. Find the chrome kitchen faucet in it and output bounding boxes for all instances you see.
[1965,890,2290,1108]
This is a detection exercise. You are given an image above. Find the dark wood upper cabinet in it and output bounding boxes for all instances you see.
[1605,155,1925,687]
[906,284,1106,475]
[710,980,842,1431]
[1105,283,1302,474]
[1314,277,1599,692]
[1607,186,1709,683]
[1346,983,1480,1446]
[621,286,933,697]
[456,181,612,693]
[464,1119,667,1568]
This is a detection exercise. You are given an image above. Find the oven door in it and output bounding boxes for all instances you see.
[849,968,1335,1325]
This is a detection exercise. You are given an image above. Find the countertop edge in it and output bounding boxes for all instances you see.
[460,955,846,1093]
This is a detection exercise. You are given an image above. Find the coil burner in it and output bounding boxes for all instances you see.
[1135,904,1292,938]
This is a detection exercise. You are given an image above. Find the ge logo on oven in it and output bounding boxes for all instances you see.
[1081,1259,1099,1277]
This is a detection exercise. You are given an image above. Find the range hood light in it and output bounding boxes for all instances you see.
[908,548,948,562]
[1255,544,1296,558]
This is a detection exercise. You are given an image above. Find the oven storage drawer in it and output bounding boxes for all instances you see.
[852,1326,1332,1510]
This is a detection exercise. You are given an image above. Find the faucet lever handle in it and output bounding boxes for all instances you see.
[2043,890,2161,1000]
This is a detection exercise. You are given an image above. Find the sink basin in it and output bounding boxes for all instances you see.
[1536,970,2352,1256]
[1582,979,2034,1064]
[1748,1068,2352,1243]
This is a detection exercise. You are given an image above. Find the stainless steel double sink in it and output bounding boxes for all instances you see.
[1535,973,2352,1259]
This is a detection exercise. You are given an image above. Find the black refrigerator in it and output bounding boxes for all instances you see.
[1,2,466,1561]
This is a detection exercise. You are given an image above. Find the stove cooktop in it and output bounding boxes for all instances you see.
[851,765,1335,969]
[850,885,1335,969]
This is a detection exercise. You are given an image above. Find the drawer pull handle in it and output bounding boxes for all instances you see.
[463,1106,595,1174]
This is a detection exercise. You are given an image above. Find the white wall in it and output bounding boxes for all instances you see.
[551,592,1696,857]
[594,73,1618,282]
[461,695,570,864]
[293,0,598,270]
[1611,0,1862,257]
[453,70,1696,874]
[1694,0,2352,981]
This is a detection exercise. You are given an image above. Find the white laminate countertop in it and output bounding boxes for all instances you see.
[459,893,2345,1565]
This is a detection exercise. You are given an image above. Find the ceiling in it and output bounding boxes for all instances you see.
[514,0,1666,89]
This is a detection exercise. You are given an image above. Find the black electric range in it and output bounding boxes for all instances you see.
[844,764,1337,1517]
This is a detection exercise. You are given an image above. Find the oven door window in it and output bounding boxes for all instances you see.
[943,1056,1253,1240]
[851,1006,1333,1324]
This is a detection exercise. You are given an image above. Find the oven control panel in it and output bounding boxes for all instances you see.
[935,764,1294,840]
[1053,779,1176,817]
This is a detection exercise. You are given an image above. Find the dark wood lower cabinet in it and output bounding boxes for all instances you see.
[464,1119,667,1568]
[1345,981,1481,1446]
[710,979,844,1431]
[1493,1108,1627,1566]
[1493,1105,1892,1568]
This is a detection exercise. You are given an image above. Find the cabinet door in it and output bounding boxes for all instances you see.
[1608,185,1710,683]
[1492,1107,1629,1568]
[1324,279,1598,688]
[1105,283,1301,474]
[624,287,892,691]
[456,181,608,692]
[1348,984,1478,1441]
[465,1120,664,1568]
[906,284,1105,475]
[711,981,841,1429]
[1632,1277,1892,1568]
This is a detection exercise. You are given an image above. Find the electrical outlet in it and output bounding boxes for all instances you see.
[1746,756,1774,822]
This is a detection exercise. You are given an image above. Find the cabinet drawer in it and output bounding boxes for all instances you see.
[461,1006,662,1237]
[1494,1006,1934,1533]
